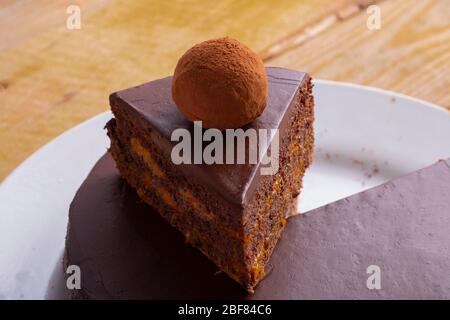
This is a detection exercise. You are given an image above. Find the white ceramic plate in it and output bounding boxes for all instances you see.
[1,80,449,299]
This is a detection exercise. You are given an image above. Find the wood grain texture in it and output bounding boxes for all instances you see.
[1,0,448,181]
[0,0,351,180]
[267,0,450,110]
[0,0,109,52]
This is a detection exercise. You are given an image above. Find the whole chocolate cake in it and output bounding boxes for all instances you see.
[64,37,450,299]
[65,155,450,299]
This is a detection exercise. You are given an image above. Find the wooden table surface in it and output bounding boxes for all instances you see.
[1,0,449,181]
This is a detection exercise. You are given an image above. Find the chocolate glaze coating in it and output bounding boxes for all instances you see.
[172,37,268,130]
[66,155,450,299]
[110,67,309,206]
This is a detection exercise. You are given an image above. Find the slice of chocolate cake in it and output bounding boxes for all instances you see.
[106,66,314,291]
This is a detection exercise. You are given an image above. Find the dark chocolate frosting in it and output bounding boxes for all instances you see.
[110,67,309,206]
[66,154,450,299]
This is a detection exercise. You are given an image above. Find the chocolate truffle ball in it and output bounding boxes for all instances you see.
[172,37,268,130]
